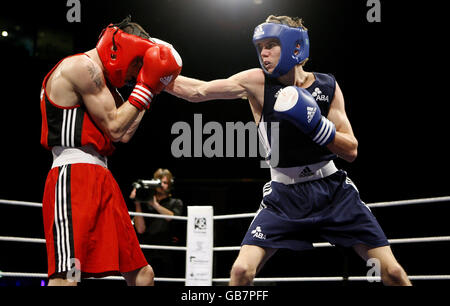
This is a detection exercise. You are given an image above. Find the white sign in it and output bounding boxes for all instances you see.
[185,206,214,286]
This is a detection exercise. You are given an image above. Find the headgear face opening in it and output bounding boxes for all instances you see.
[252,22,309,78]
[96,22,155,88]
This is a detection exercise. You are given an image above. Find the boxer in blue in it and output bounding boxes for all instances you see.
[166,15,411,286]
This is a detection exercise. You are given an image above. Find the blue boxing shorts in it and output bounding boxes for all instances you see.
[241,170,389,250]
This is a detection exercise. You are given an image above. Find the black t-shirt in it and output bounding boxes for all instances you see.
[136,197,183,244]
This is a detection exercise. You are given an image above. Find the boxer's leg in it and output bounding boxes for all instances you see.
[122,264,154,286]
[353,244,411,286]
[229,245,277,286]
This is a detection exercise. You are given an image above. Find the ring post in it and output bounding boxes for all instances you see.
[185,206,214,286]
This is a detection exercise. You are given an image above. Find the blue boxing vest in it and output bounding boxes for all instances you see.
[259,72,337,168]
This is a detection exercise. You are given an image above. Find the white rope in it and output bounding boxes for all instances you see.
[313,236,450,248]
[389,236,450,244]
[213,236,450,251]
[100,276,185,282]
[0,199,42,208]
[347,275,450,281]
[213,246,240,251]
[212,276,345,282]
[0,236,186,251]
[3,235,450,249]
[366,196,450,208]
[2,196,449,285]
[0,199,186,221]
[0,272,184,282]
[140,244,186,251]
[214,213,256,220]
[0,236,46,244]
[408,275,450,281]
[129,211,187,221]
[1,196,449,221]
[212,196,450,220]
[0,272,48,278]
[213,275,450,283]
[2,272,450,282]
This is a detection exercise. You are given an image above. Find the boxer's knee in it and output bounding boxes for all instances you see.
[382,263,410,286]
[136,265,154,286]
[48,278,78,286]
[230,262,255,286]
[123,264,154,286]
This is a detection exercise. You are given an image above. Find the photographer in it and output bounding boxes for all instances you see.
[129,168,184,278]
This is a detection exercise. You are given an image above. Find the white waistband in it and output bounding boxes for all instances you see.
[51,145,108,169]
[270,160,338,184]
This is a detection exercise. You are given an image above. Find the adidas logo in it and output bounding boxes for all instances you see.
[262,182,272,197]
[274,88,283,99]
[251,226,266,240]
[307,106,316,123]
[311,87,329,102]
[299,166,314,178]
[160,75,173,86]
[254,25,265,37]
[345,177,359,192]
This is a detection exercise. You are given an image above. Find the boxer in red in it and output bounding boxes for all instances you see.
[40,16,182,286]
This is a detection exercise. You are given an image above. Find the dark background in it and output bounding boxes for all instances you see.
[0,0,448,287]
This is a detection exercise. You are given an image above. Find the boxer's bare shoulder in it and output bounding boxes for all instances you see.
[63,55,105,92]
[46,54,95,108]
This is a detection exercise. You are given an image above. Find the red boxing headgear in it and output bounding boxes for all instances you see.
[96,25,155,88]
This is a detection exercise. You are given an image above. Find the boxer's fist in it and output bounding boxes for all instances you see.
[274,86,336,146]
[128,44,182,110]
[140,44,182,93]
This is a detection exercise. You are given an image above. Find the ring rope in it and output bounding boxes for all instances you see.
[129,211,187,221]
[214,213,256,220]
[0,199,42,208]
[212,275,450,282]
[0,272,185,282]
[1,195,449,221]
[213,195,450,220]
[2,272,450,282]
[213,236,450,251]
[0,236,186,251]
[0,199,187,221]
[2,235,450,250]
[1,196,449,284]
[365,196,450,208]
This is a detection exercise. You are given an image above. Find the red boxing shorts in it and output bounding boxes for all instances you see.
[42,163,148,279]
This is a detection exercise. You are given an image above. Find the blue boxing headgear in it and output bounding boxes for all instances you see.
[253,22,310,78]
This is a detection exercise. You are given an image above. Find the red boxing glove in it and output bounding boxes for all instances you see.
[128,44,182,111]
[128,44,183,110]
[142,44,182,93]
[144,44,183,94]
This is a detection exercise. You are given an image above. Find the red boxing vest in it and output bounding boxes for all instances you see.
[40,54,115,156]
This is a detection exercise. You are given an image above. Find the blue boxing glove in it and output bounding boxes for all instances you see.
[274,86,336,146]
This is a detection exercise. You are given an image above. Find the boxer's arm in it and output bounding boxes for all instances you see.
[120,110,146,143]
[111,88,146,143]
[165,68,264,102]
[326,82,358,162]
[66,57,141,142]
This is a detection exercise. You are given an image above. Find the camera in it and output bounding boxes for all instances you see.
[132,179,161,202]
